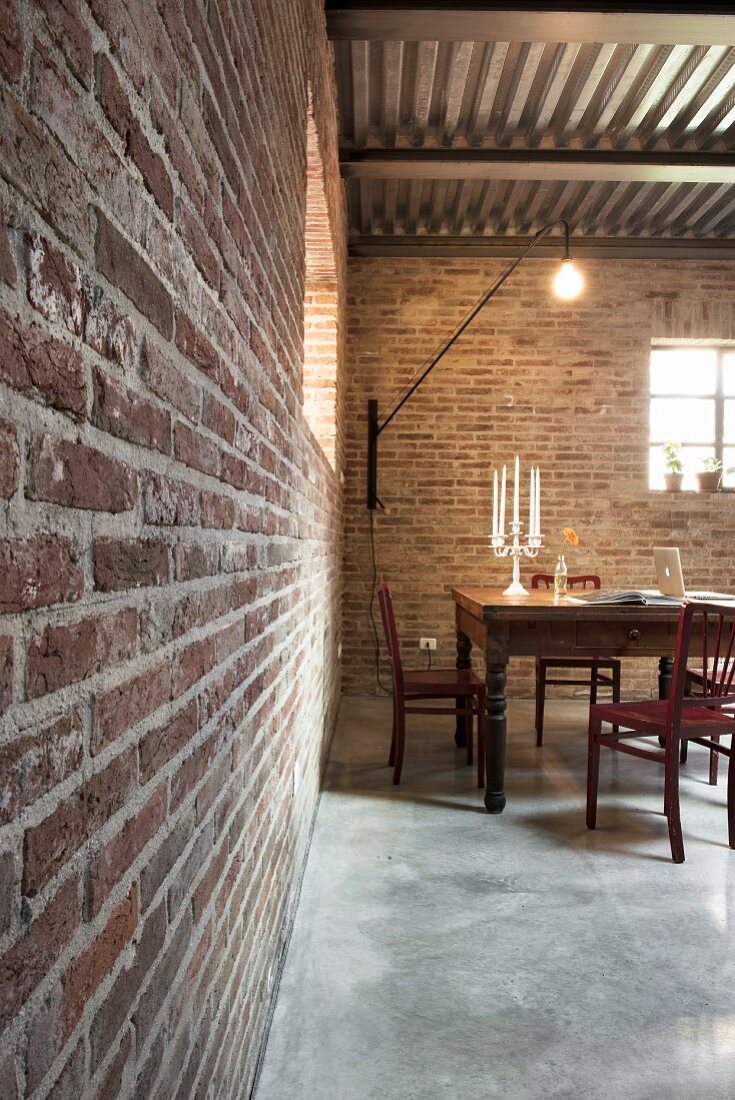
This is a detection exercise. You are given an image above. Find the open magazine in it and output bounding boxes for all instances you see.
[570,589,683,606]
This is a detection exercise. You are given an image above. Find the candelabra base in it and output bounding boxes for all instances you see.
[493,520,541,596]
[503,579,529,597]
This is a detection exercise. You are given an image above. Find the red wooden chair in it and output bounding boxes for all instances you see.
[377,582,486,787]
[531,574,621,746]
[587,601,735,863]
[681,661,735,783]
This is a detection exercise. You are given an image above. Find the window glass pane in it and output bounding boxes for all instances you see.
[723,448,735,488]
[724,400,735,443]
[649,446,666,490]
[650,445,716,491]
[650,397,715,443]
[651,348,716,395]
[724,353,735,395]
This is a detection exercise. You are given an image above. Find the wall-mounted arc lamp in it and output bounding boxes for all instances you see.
[366,220,583,510]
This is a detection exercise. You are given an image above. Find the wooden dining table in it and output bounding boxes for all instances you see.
[452,587,687,815]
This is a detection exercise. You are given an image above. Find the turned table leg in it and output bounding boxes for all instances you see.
[659,655,674,700]
[484,662,508,814]
[455,630,472,747]
[658,655,674,747]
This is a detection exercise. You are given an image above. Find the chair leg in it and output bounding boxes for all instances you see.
[388,704,397,767]
[477,690,486,789]
[612,661,621,735]
[681,680,690,764]
[589,671,600,750]
[664,739,672,816]
[392,707,406,785]
[727,743,735,849]
[664,753,685,863]
[586,718,601,829]
[535,659,546,747]
[709,735,720,785]
[465,700,473,767]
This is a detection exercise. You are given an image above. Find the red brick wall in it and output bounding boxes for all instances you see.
[344,257,735,698]
[0,2,345,1096]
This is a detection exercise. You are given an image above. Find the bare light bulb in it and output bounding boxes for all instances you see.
[553,258,584,300]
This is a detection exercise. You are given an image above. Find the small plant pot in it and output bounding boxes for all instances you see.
[695,471,721,493]
[663,472,683,491]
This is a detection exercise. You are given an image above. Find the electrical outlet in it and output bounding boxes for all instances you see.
[419,637,437,651]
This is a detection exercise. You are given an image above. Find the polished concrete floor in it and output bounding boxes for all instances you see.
[255,696,735,1100]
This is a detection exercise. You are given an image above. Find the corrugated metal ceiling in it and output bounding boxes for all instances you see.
[336,41,735,151]
[327,9,735,253]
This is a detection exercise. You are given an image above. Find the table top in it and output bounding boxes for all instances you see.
[451,586,697,623]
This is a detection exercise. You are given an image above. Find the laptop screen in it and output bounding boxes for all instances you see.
[653,547,685,598]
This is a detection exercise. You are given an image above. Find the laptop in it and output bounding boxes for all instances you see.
[653,548,733,601]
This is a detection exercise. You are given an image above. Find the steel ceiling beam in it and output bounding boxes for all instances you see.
[348,234,735,258]
[341,148,735,183]
[325,6,735,47]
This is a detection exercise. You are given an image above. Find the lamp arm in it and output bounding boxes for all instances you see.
[376,219,570,438]
[366,218,571,509]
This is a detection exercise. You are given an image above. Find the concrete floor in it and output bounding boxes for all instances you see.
[255,696,735,1100]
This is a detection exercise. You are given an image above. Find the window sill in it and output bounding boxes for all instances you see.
[651,488,734,494]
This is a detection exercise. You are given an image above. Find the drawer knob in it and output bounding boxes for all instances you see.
[629,629,641,642]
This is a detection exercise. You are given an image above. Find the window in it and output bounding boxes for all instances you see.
[303,90,339,472]
[649,344,735,490]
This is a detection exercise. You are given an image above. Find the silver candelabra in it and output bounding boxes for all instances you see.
[492,521,543,596]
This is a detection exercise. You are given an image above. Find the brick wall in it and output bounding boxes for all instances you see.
[0,2,345,1097]
[344,257,735,698]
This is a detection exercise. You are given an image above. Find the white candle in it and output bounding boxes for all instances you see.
[499,465,506,535]
[535,467,541,535]
[513,455,519,526]
[529,466,535,535]
[492,469,498,537]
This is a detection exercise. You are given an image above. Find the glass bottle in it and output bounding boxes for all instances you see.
[554,554,568,597]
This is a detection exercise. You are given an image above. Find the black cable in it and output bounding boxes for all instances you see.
[368,508,391,694]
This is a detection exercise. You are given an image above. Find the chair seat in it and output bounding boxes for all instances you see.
[404,668,484,698]
[687,660,735,686]
[591,697,735,738]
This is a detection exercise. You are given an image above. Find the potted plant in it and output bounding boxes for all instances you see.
[695,457,722,493]
[662,441,683,491]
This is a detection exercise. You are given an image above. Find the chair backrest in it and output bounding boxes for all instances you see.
[668,601,735,733]
[531,573,601,590]
[376,582,404,695]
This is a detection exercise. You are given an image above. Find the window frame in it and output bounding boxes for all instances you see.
[650,343,735,491]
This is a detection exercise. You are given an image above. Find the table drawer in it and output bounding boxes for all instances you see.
[575,620,678,654]
[507,620,576,656]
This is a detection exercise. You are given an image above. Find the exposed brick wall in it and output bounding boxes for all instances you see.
[0,2,345,1097]
[344,257,735,699]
